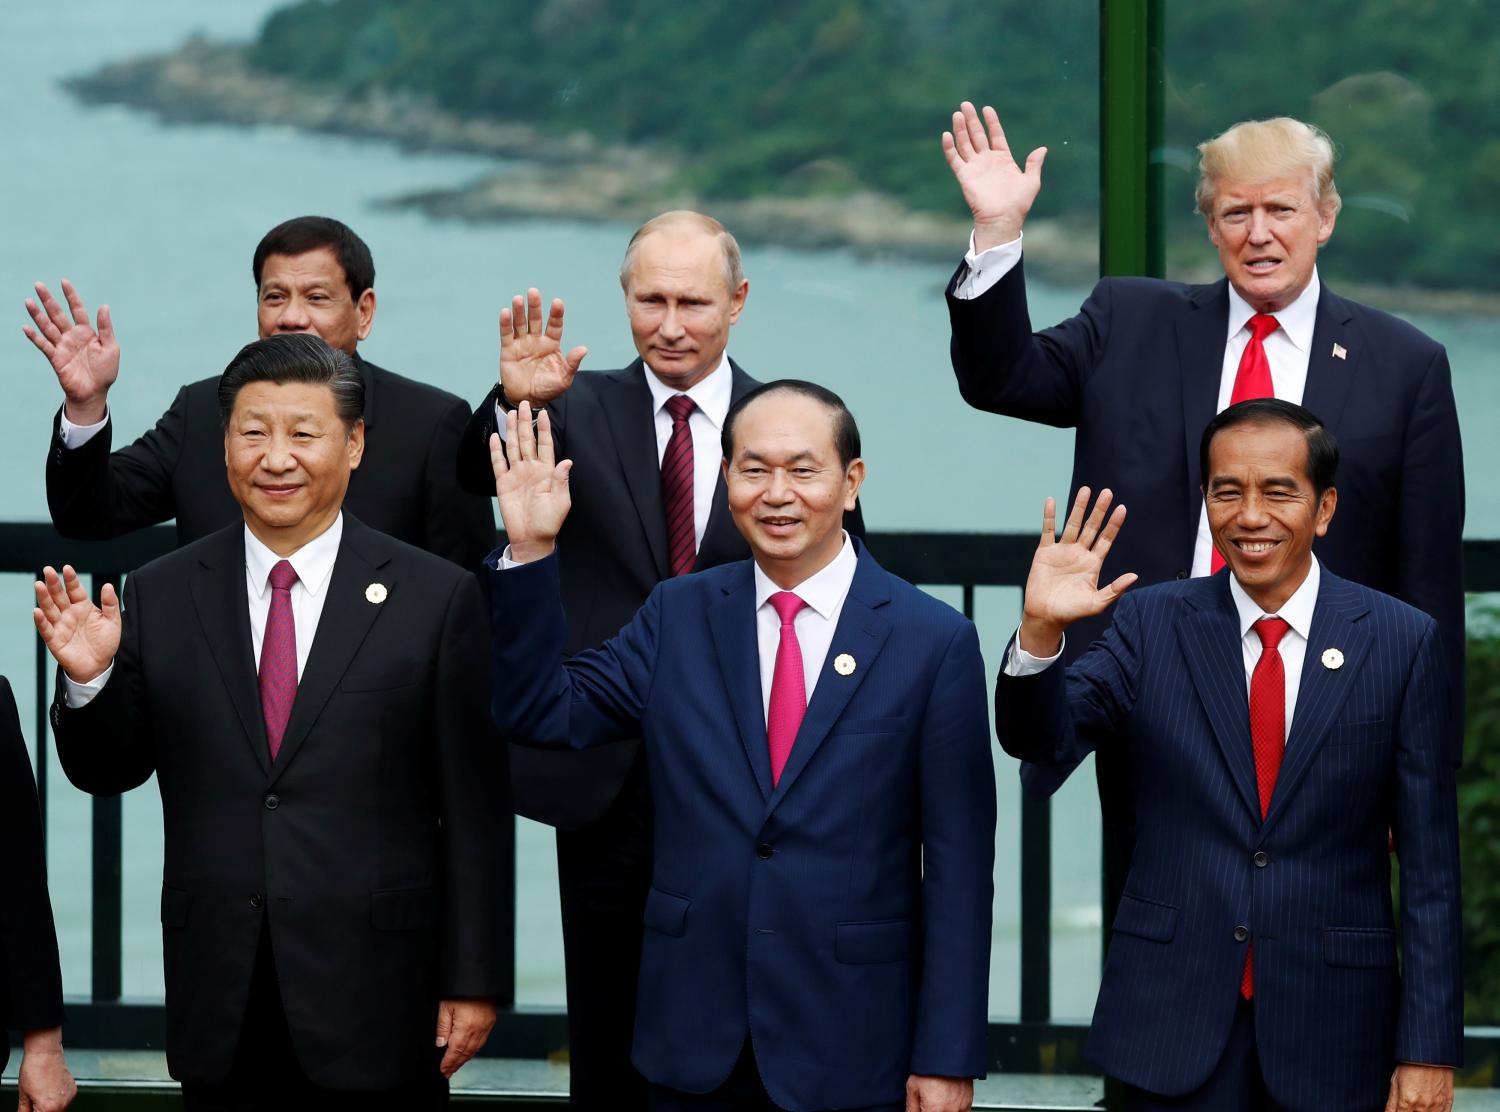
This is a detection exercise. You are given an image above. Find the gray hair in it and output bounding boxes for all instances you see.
[619,210,745,294]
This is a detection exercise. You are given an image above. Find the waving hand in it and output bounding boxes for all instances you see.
[1018,488,1135,657]
[942,102,1047,253]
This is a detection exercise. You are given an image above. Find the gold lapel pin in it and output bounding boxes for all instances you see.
[365,583,388,605]
[1332,343,1347,361]
[833,653,856,676]
[1321,647,1344,670]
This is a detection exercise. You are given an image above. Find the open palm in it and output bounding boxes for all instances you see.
[23,280,120,414]
[499,288,588,407]
[942,102,1047,249]
[33,565,121,683]
[490,403,573,562]
[1023,488,1136,631]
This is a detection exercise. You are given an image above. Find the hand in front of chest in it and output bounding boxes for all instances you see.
[499,288,588,408]
[33,565,120,684]
[491,402,573,563]
[1019,487,1136,657]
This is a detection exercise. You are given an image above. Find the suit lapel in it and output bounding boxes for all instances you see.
[1300,287,1358,434]
[189,526,271,779]
[267,519,392,786]
[707,564,773,802]
[765,548,893,819]
[1178,281,1229,517]
[1177,579,1261,823]
[599,363,670,580]
[694,361,758,570]
[1261,574,1371,836]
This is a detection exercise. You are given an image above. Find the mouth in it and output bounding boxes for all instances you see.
[256,484,303,498]
[1231,538,1282,559]
[757,516,801,536]
[1244,257,1282,275]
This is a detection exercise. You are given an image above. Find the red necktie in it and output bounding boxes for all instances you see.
[766,592,808,786]
[661,395,697,577]
[1242,616,1290,998]
[259,559,299,762]
[1211,313,1282,574]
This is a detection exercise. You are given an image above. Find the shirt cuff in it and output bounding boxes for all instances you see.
[1003,628,1064,676]
[57,409,110,449]
[954,230,1024,301]
[63,661,115,707]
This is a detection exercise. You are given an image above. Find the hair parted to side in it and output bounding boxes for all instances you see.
[1199,398,1339,498]
[721,380,861,469]
[1195,118,1342,218]
[619,210,745,294]
[218,334,365,432]
[252,216,376,299]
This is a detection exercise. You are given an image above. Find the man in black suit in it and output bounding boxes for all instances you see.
[36,334,505,1110]
[2,677,76,1112]
[457,210,760,1108]
[24,215,495,566]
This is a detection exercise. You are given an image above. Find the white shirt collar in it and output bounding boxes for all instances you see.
[1228,555,1320,643]
[644,353,734,430]
[244,512,344,600]
[1225,267,1321,354]
[752,532,857,621]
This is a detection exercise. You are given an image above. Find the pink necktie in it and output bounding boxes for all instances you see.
[766,592,808,786]
[1242,616,1289,998]
[1212,313,1281,574]
[259,559,299,762]
[661,395,697,577]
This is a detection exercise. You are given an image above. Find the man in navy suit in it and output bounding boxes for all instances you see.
[485,382,995,1111]
[996,399,1461,1112]
[941,102,1465,915]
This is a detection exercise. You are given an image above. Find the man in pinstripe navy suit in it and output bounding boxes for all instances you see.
[997,399,1461,1112]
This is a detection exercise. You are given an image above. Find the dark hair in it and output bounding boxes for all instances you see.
[252,216,375,299]
[721,380,861,468]
[218,334,365,431]
[1199,398,1338,497]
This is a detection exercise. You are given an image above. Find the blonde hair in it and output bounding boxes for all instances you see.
[619,210,745,294]
[1196,118,1341,218]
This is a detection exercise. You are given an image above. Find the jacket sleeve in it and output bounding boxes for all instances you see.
[0,678,65,1033]
[421,393,497,568]
[46,388,189,540]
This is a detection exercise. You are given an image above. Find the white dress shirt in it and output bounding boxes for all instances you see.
[64,513,345,706]
[1005,557,1322,742]
[57,407,110,448]
[751,533,858,721]
[497,355,734,556]
[953,232,1322,580]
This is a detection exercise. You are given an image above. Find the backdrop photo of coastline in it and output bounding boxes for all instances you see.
[3,0,1497,1030]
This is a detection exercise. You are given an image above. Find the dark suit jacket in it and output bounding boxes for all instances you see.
[457,359,761,827]
[50,516,506,1089]
[47,354,496,568]
[996,572,1462,1110]
[487,543,995,1111]
[2,677,65,1075]
[949,261,1466,746]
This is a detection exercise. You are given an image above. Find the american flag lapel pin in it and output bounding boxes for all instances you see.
[1332,343,1347,361]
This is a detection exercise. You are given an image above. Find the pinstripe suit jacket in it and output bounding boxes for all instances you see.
[486,541,996,1112]
[996,570,1461,1111]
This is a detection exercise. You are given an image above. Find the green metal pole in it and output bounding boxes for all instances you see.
[1100,0,1164,279]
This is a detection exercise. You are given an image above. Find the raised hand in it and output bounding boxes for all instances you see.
[23,280,120,425]
[490,401,574,563]
[941,101,1047,253]
[499,288,588,408]
[1019,487,1135,657]
[33,565,121,684]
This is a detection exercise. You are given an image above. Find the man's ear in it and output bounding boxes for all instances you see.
[1314,486,1337,537]
[843,458,866,511]
[346,418,366,470]
[356,289,377,341]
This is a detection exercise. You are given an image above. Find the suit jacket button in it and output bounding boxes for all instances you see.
[264,794,280,811]
[249,893,264,910]
[1233,925,1249,942]
[756,843,774,860]
[1176,569,1190,580]
[1253,851,1269,868]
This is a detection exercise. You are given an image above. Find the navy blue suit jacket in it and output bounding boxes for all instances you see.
[996,571,1462,1110]
[487,542,996,1111]
[949,262,1466,748]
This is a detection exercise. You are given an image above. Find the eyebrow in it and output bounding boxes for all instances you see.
[737,448,819,464]
[1207,473,1302,489]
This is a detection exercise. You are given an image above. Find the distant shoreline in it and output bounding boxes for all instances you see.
[66,38,1500,316]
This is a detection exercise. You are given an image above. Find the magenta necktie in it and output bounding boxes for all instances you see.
[766,592,808,786]
[259,559,299,762]
[1242,616,1289,998]
[661,394,697,577]
[1213,314,1281,574]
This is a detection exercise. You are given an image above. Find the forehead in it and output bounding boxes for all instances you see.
[1211,172,1317,211]
[731,393,838,456]
[626,229,727,296]
[259,247,347,289]
[230,379,341,421]
[1208,420,1310,477]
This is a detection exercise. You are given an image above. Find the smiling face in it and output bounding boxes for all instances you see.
[1205,420,1336,612]
[256,248,376,354]
[624,227,748,391]
[724,392,864,589]
[1205,173,1337,313]
[225,380,364,555]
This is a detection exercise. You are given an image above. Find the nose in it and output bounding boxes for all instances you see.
[1246,208,1272,244]
[659,304,685,341]
[763,469,794,504]
[274,296,312,332]
[261,431,295,472]
[1238,490,1270,527]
